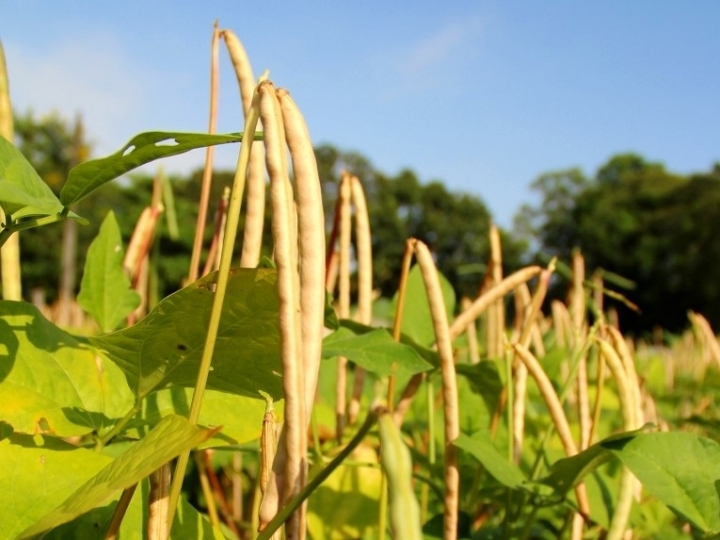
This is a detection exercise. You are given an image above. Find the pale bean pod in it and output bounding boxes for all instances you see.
[222,29,267,268]
[348,175,373,424]
[256,82,305,539]
[413,240,460,540]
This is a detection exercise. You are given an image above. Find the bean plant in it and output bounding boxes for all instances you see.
[1,28,720,540]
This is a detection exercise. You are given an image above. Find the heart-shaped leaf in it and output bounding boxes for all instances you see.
[0,302,135,436]
[90,268,284,401]
[77,210,140,332]
[609,431,720,535]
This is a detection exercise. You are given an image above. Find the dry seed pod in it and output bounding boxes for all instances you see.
[334,173,353,441]
[187,25,220,283]
[487,224,505,358]
[222,29,267,268]
[413,240,460,540]
[596,337,636,540]
[449,266,542,341]
[513,343,590,519]
[123,204,164,284]
[0,42,21,302]
[348,175,373,424]
[256,82,305,536]
[277,88,326,419]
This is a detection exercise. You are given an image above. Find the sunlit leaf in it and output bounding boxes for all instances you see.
[393,264,455,347]
[455,360,504,413]
[454,432,527,490]
[307,443,382,539]
[90,268,283,401]
[538,426,649,497]
[322,326,433,378]
[0,434,111,539]
[609,431,720,535]
[60,131,251,206]
[0,302,135,436]
[123,386,283,448]
[77,210,140,332]
[0,135,63,220]
[18,415,216,538]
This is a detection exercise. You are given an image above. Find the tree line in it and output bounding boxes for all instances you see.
[8,112,720,335]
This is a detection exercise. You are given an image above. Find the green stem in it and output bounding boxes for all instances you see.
[0,212,67,248]
[256,409,379,540]
[95,403,142,451]
[167,88,262,528]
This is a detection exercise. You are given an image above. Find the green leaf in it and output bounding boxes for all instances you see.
[538,426,649,497]
[454,432,527,490]
[18,415,216,538]
[455,360,504,413]
[90,268,284,401]
[77,210,140,332]
[124,386,282,448]
[608,432,720,534]
[60,131,249,206]
[394,264,455,347]
[307,443,382,539]
[0,301,135,436]
[322,326,433,378]
[0,433,112,539]
[42,493,229,540]
[339,319,439,367]
[0,135,64,221]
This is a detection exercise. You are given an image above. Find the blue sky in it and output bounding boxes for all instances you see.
[2,2,719,227]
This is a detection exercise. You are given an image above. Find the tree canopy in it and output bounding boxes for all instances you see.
[517,153,720,333]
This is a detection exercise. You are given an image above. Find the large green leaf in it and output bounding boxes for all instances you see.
[42,493,229,540]
[123,386,282,448]
[77,210,140,332]
[0,135,64,221]
[0,433,112,539]
[454,432,527,490]
[321,326,433,378]
[394,264,455,347]
[455,360,505,413]
[608,432,720,535]
[18,415,216,538]
[0,301,135,436]
[307,443,382,539]
[60,131,249,206]
[538,427,649,498]
[90,268,284,401]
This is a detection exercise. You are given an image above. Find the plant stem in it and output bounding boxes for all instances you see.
[0,212,67,248]
[256,409,379,540]
[95,403,141,450]
[104,484,138,540]
[167,80,263,529]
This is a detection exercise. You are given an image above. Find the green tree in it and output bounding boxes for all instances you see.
[315,144,526,300]
[517,153,720,333]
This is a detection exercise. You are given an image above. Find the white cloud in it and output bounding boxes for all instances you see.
[399,17,483,77]
[3,33,151,156]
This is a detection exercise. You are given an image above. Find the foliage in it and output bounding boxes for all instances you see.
[315,143,527,299]
[517,154,720,333]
